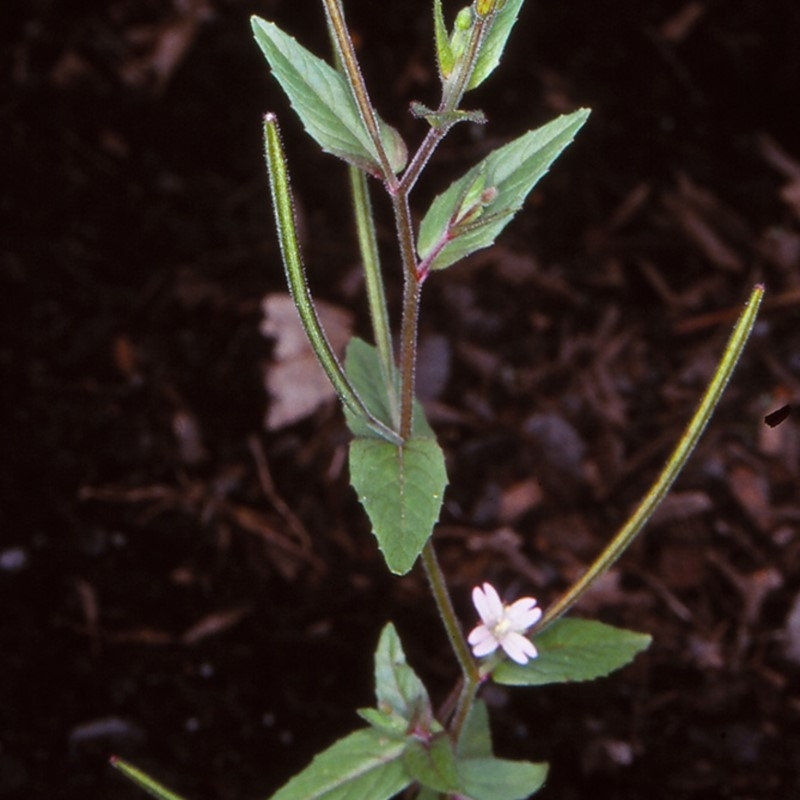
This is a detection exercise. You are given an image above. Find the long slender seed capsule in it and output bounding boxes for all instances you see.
[263,113,402,444]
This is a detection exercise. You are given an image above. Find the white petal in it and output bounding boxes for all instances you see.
[501,632,538,665]
[470,629,500,657]
[467,624,493,646]
[506,597,542,631]
[472,583,503,626]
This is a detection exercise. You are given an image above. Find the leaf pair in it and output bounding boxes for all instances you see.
[265,625,549,800]
[345,340,448,576]
[111,619,650,800]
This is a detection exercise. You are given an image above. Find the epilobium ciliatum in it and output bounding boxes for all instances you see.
[113,1,763,797]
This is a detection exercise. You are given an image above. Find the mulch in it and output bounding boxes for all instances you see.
[1,1,799,798]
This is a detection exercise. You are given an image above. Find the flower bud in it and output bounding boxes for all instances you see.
[475,0,507,18]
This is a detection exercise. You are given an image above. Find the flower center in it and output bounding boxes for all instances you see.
[493,617,512,638]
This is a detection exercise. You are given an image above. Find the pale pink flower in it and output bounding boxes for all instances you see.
[468,582,542,665]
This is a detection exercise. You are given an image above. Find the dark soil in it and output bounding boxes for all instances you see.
[2,1,799,798]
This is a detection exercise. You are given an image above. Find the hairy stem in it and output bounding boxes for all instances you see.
[400,12,494,196]
[321,0,396,185]
[422,542,479,685]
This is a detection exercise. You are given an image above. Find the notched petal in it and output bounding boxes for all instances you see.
[502,633,538,665]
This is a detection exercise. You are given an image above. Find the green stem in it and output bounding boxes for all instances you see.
[421,542,479,685]
[537,285,764,631]
[450,678,479,744]
[347,166,399,426]
[421,543,481,746]
[380,1,510,746]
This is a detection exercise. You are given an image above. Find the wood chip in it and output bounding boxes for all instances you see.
[261,293,353,430]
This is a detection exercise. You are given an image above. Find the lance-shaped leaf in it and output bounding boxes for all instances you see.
[344,340,446,574]
[360,624,442,742]
[469,0,526,90]
[263,729,411,800]
[343,338,401,436]
[433,0,455,80]
[341,338,437,439]
[374,623,432,723]
[252,17,406,175]
[417,108,590,271]
[349,435,446,575]
[492,618,651,686]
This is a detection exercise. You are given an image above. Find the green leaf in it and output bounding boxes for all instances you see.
[357,707,408,738]
[456,699,493,760]
[458,757,548,800]
[493,618,651,686]
[469,0,526,90]
[251,17,406,175]
[343,338,433,439]
[433,0,455,80]
[417,109,590,271]
[343,338,399,434]
[403,734,461,794]
[264,729,411,800]
[344,337,446,574]
[455,701,549,800]
[410,101,487,130]
[374,623,432,724]
[110,758,188,800]
[349,434,447,575]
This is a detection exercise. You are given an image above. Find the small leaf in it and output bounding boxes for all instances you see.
[252,17,406,175]
[110,758,188,800]
[410,101,487,130]
[433,0,455,80]
[343,338,399,434]
[374,623,432,724]
[469,0,526,90]
[349,435,447,575]
[343,338,433,440]
[264,729,411,800]
[403,734,461,794]
[357,707,408,738]
[417,109,590,271]
[493,618,651,686]
[458,757,548,800]
[450,7,475,63]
